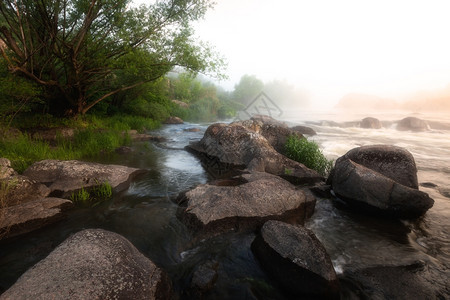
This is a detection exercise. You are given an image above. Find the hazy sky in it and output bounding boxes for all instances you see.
[135,0,450,108]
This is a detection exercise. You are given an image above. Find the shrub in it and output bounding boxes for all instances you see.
[285,135,333,177]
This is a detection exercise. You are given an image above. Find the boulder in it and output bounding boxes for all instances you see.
[291,125,317,135]
[177,172,316,237]
[164,116,184,124]
[0,197,73,239]
[397,117,429,131]
[360,117,382,129]
[336,145,418,189]
[250,114,288,128]
[1,229,172,299]
[251,220,339,299]
[183,127,201,132]
[329,145,434,218]
[186,122,322,183]
[23,160,145,198]
[0,158,17,179]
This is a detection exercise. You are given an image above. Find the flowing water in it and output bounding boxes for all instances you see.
[0,112,449,299]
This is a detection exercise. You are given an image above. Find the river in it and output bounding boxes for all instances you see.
[0,110,449,299]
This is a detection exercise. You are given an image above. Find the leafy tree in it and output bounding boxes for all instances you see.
[0,0,224,117]
[232,74,264,106]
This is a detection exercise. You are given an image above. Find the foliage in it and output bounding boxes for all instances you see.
[285,135,333,177]
[232,74,264,106]
[0,0,225,116]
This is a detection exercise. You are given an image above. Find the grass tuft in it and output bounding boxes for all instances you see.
[285,135,333,177]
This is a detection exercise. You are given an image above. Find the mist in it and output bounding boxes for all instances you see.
[188,0,450,113]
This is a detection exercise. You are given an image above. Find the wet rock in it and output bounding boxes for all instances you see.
[184,127,201,132]
[164,116,184,124]
[336,145,419,189]
[0,229,172,299]
[329,145,434,218]
[177,172,316,237]
[23,160,145,197]
[0,198,73,238]
[343,262,445,299]
[397,117,429,131]
[191,261,219,292]
[360,117,382,129]
[186,122,322,183]
[291,125,317,135]
[251,220,340,299]
[0,158,17,179]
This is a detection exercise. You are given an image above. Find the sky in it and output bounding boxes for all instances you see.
[134,0,450,108]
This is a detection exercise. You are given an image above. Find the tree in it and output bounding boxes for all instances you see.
[232,74,264,106]
[0,0,224,117]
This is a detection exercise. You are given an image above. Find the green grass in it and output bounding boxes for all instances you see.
[0,113,159,173]
[285,135,333,177]
[70,181,113,208]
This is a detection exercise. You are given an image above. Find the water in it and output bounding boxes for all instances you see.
[0,113,449,298]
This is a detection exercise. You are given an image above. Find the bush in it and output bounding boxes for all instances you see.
[285,135,333,177]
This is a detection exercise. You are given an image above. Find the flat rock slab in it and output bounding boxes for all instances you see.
[1,229,172,300]
[251,220,339,299]
[0,198,73,238]
[178,172,316,237]
[23,160,145,197]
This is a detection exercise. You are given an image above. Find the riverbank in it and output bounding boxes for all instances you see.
[1,114,449,299]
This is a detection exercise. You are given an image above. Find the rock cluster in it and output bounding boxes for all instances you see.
[186,116,322,183]
[1,159,144,238]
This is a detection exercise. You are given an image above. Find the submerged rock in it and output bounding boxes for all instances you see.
[0,198,73,238]
[186,122,322,183]
[23,160,145,197]
[397,117,429,132]
[360,117,382,129]
[291,125,317,136]
[1,229,171,300]
[251,220,339,299]
[177,172,316,237]
[329,145,434,218]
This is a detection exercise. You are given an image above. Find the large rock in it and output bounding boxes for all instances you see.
[177,172,316,237]
[336,145,418,189]
[360,117,382,129]
[329,145,434,218]
[251,220,339,299]
[1,229,172,299]
[397,117,429,131]
[186,122,322,183]
[0,198,73,238]
[23,160,145,197]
